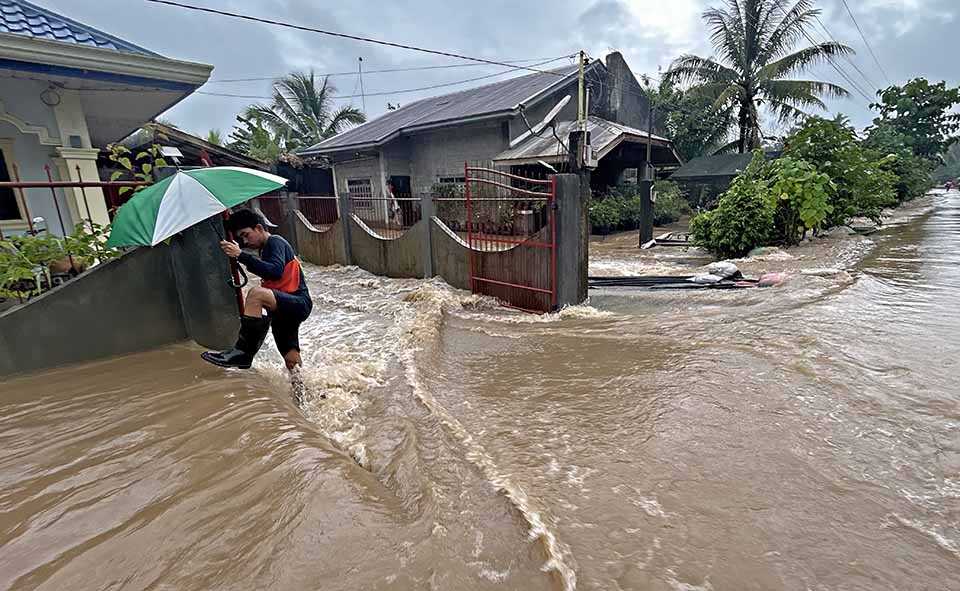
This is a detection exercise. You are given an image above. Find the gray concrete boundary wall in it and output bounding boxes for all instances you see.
[289,174,589,310]
[292,211,348,267]
[0,217,238,377]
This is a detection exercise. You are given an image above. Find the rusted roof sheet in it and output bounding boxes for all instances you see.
[494,115,677,164]
[300,65,583,155]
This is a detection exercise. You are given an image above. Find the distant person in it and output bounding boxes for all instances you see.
[201,209,313,372]
[386,179,402,225]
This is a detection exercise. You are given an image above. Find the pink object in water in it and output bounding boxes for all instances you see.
[758,272,788,287]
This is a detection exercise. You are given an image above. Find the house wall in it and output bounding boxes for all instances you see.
[604,52,651,131]
[406,120,508,192]
[333,156,382,197]
[1,80,109,235]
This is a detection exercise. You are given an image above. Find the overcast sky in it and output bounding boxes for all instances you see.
[43,0,958,139]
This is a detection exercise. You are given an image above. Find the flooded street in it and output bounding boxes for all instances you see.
[2,192,959,590]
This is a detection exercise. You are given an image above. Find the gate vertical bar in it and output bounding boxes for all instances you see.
[44,164,74,271]
[465,161,474,292]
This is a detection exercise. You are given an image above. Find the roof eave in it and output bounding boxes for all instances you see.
[300,109,514,156]
[0,32,212,85]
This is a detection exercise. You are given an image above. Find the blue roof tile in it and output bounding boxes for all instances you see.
[0,0,159,57]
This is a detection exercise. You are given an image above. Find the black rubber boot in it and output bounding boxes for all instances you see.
[201,315,271,369]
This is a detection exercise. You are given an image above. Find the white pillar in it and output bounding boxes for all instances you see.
[52,147,110,227]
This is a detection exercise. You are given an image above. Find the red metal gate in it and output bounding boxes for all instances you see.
[464,163,557,313]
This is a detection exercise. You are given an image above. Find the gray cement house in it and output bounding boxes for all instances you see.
[298,52,681,201]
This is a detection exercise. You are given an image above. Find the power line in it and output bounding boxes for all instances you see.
[812,15,879,95]
[207,57,574,83]
[145,0,570,77]
[838,0,891,86]
[195,56,574,101]
[767,0,874,103]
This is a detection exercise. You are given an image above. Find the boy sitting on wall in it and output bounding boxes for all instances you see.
[201,209,313,371]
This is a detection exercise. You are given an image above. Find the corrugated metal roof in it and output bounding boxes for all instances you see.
[0,0,158,56]
[494,115,674,163]
[669,153,755,180]
[300,65,581,154]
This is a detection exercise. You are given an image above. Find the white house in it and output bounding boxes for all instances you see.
[0,0,212,235]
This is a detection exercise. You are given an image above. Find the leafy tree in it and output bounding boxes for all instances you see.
[652,78,734,159]
[205,129,223,146]
[228,115,283,163]
[869,78,960,160]
[863,123,935,201]
[245,71,366,151]
[665,0,852,153]
[107,144,168,198]
[784,116,897,224]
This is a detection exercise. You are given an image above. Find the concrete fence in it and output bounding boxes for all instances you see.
[0,219,238,377]
[271,173,589,310]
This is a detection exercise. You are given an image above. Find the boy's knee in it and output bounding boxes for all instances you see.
[250,286,271,300]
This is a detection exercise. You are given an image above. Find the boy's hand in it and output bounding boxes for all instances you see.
[220,240,241,258]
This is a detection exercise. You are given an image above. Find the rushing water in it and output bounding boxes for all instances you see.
[2,193,959,590]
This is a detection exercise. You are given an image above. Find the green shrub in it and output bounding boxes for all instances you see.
[653,180,691,225]
[767,156,834,244]
[589,197,623,234]
[690,151,775,258]
[784,117,897,225]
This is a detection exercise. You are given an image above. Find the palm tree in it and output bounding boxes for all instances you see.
[665,0,853,153]
[246,71,366,151]
[205,129,223,146]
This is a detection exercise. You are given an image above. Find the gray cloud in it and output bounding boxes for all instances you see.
[36,0,960,140]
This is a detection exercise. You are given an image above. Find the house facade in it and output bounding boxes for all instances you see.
[0,0,211,235]
[299,52,681,202]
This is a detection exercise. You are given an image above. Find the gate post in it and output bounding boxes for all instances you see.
[553,173,589,307]
[282,191,299,253]
[420,192,435,278]
[338,190,354,265]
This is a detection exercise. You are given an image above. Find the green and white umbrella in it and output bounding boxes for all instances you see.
[106,167,287,247]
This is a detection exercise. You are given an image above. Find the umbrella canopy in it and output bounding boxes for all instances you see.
[106,167,287,247]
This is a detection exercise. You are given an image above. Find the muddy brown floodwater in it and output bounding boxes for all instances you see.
[2,192,959,591]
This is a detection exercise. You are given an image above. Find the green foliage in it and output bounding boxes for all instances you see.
[766,156,833,244]
[205,129,223,146]
[0,234,62,300]
[652,78,733,159]
[784,116,897,224]
[870,78,960,160]
[690,151,774,257]
[64,222,121,264]
[664,0,852,153]
[588,182,691,234]
[933,143,960,183]
[107,143,167,197]
[233,71,367,156]
[0,224,120,301]
[864,123,936,201]
[653,180,692,225]
[229,114,283,163]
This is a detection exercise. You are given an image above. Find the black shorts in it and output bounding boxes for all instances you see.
[269,290,313,354]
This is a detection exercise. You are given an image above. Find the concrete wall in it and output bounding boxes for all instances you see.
[0,216,238,377]
[294,211,348,267]
[407,121,508,192]
[348,216,425,278]
[604,52,651,131]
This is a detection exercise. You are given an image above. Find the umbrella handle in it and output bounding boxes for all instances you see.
[229,262,248,288]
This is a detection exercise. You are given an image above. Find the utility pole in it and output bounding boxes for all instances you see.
[577,50,586,169]
[358,57,366,112]
[639,73,656,247]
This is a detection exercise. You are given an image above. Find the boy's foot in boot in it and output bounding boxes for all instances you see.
[202,315,270,369]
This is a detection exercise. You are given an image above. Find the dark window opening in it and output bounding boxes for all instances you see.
[0,148,21,221]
